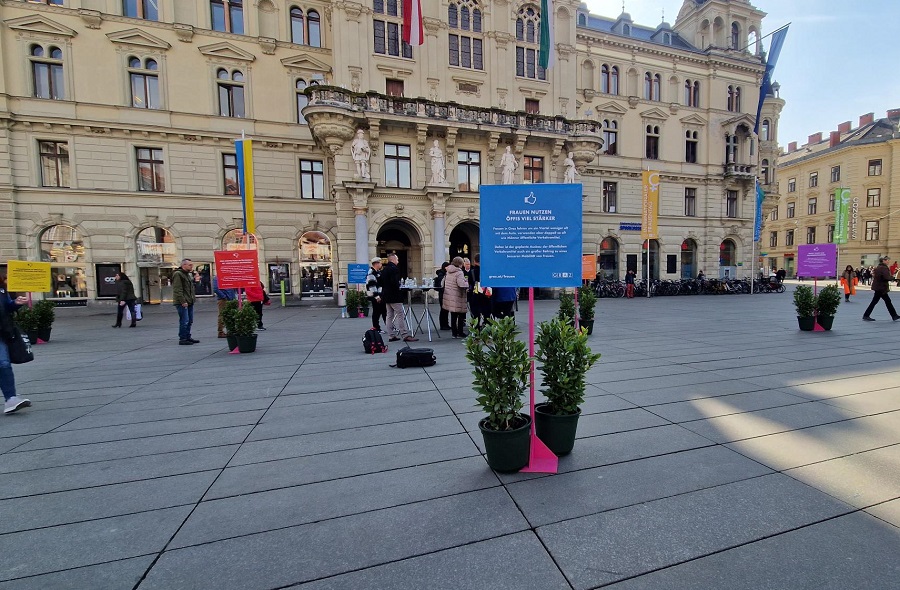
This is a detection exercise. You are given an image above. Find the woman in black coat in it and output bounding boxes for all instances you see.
[113,271,138,328]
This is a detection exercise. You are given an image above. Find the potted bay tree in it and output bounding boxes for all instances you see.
[232,302,259,353]
[793,285,816,331]
[15,306,40,345]
[815,284,841,331]
[465,316,532,472]
[577,285,597,335]
[222,300,239,351]
[534,317,601,455]
[33,299,56,342]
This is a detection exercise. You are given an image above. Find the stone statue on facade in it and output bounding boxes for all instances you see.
[350,129,371,180]
[429,139,446,185]
[563,152,580,183]
[500,146,518,185]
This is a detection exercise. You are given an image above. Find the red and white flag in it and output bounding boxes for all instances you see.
[402,0,424,46]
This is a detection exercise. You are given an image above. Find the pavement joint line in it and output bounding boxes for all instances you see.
[733,440,900,475]
[0,553,160,587]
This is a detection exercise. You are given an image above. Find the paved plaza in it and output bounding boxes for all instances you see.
[1,290,899,589]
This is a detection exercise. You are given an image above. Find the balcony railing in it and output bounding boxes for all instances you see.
[724,163,757,179]
[305,85,601,137]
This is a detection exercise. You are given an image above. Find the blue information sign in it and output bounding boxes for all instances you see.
[619,222,642,231]
[347,263,369,284]
[480,184,582,288]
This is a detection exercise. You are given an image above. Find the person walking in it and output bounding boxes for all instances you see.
[366,257,386,332]
[112,271,138,328]
[380,253,417,343]
[244,282,267,330]
[840,265,858,303]
[434,262,451,331]
[625,269,635,298]
[442,257,470,338]
[172,258,198,345]
[0,276,32,415]
[862,256,899,322]
[213,276,236,338]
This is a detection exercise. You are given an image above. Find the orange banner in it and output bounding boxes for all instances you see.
[582,254,597,280]
[641,171,660,240]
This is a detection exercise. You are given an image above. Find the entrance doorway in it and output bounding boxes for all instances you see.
[140,267,175,304]
[449,222,479,262]
[681,239,698,279]
[377,218,422,280]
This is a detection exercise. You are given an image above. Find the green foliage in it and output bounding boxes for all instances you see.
[345,289,368,313]
[221,300,239,334]
[557,291,575,323]
[33,299,56,329]
[793,285,816,318]
[232,302,259,336]
[464,316,530,431]
[535,318,601,415]
[816,284,841,316]
[15,306,40,332]
[577,285,597,322]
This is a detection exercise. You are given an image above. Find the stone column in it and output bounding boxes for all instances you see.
[343,180,376,263]
[427,186,454,269]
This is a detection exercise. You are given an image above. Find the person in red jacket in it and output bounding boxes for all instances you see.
[244,282,268,330]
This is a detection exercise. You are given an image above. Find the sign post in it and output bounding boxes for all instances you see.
[797,244,838,332]
[481,184,583,474]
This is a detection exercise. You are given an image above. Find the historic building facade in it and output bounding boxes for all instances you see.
[764,110,900,277]
[0,0,777,302]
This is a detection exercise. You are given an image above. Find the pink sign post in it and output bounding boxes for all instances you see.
[519,288,559,474]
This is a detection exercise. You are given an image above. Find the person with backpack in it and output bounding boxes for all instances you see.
[366,257,386,332]
[0,275,32,414]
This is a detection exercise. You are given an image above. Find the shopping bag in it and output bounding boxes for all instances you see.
[134,303,143,321]
[124,306,132,321]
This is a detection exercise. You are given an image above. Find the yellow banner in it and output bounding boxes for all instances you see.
[7,260,52,292]
[641,171,660,240]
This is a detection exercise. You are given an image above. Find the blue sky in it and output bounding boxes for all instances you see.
[583,0,900,147]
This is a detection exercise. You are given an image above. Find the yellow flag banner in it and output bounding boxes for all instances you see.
[7,260,52,292]
[641,171,660,240]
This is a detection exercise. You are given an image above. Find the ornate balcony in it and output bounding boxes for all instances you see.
[724,163,757,180]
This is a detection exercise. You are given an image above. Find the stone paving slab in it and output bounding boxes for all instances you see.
[0,555,155,590]
[866,498,900,527]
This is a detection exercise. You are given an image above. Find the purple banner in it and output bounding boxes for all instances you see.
[797,244,837,278]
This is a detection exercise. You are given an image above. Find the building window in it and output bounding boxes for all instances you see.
[123,0,159,20]
[523,156,543,183]
[685,130,698,163]
[866,220,879,241]
[29,0,64,4]
[601,64,619,94]
[602,120,618,155]
[374,1,413,58]
[217,68,245,118]
[726,190,738,218]
[827,224,834,243]
[30,45,65,100]
[223,153,239,195]
[643,72,661,100]
[525,98,540,114]
[300,160,325,199]
[515,5,546,80]
[786,202,795,218]
[808,171,818,187]
[770,207,778,221]
[806,226,816,244]
[457,150,481,192]
[761,119,770,141]
[787,178,796,192]
[307,10,321,47]
[684,188,696,217]
[867,188,881,207]
[386,79,404,97]
[731,22,740,49]
[684,80,700,107]
[760,159,770,184]
[295,79,309,123]
[769,232,777,248]
[868,159,882,176]
[290,7,321,46]
[136,147,165,192]
[830,165,840,183]
[127,57,160,109]
[807,198,817,215]
[384,143,411,188]
[449,0,484,70]
[39,141,69,188]
[603,182,617,213]
[290,7,305,44]
[786,229,794,246]
[829,192,835,212]
[211,0,244,34]
[645,125,660,160]
[727,85,741,112]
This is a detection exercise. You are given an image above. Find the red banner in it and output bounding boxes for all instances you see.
[214,250,260,289]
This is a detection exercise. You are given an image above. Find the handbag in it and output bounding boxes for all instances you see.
[124,306,132,322]
[134,303,143,320]
[7,325,34,364]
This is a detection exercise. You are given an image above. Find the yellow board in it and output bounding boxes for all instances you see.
[641,171,660,240]
[7,260,52,292]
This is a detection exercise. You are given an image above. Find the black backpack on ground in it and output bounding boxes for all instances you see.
[394,346,436,368]
[363,328,388,354]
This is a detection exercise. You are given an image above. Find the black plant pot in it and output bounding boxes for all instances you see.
[26,330,38,345]
[37,327,52,342]
[534,403,581,456]
[226,334,238,351]
[580,319,594,335]
[817,315,835,331]
[236,334,257,353]
[797,316,816,331]
[478,413,531,473]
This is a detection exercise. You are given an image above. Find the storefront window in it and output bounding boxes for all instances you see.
[223,229,258,250]
[40,225,87,299]
[299,231,332,297]
[136,226,177,304]
[597,237,619,279]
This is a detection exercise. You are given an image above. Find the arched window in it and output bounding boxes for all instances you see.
[719,239,736,268]
[296,79,308,124]
[644,72,660,100]
[602,119,618,155]
[516,5,546,80]
[449,0,483,70]
[223,229,258,250]
[578,13,586,26]
[307,10,321,47]
[127,56,160,109]
[731,22,740,49]
[42,225,87,298]
[601,64,619,95]
[680,239,698,278]
[734,86,741,111]
[684,79,700,107]
[299,231,333,297]
[761,119,770,141]
[761,158,770,184]
[290,7,304,44]
[598,237,619,279]
[646,125,660,160]
[217,68,245,118]
[30,44,65,100]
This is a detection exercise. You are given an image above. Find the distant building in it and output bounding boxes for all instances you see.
[0,0,778,301]
[766,110,900,276]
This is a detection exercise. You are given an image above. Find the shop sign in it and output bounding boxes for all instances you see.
[619,223,641,231]
[582,254,597,280]
[137,242,177,266]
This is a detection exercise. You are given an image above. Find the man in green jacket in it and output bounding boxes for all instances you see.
[173,258,199,345]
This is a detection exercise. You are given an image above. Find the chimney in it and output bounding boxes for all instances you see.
[859,112,875,126]
[829,131,840,147]
[837,121,852,134]
[788,141,797,152]
[807,132,823,145]
[888,108,900,119]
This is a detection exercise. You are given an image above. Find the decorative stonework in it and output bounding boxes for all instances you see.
[78,9,102,30]
[173,24,194,43]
